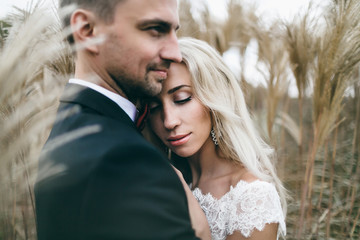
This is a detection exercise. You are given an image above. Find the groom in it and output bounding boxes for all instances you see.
[34,0,204,239]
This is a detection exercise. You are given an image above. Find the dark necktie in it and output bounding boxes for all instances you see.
[135,104,149,131]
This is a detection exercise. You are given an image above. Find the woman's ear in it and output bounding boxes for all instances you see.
[70,9,100,54]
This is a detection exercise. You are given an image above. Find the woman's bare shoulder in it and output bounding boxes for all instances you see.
[231,168,259,186]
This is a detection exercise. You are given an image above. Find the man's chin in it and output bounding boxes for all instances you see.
[147,78,164,95]
[137,84,162,98]
[150,84,163,96]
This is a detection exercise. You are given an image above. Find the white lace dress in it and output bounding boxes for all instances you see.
[192,180,286,240]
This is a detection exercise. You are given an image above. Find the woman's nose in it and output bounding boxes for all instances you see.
[163,106,181,130]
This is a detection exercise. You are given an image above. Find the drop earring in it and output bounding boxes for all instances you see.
[166,147,172,159]
[211,128,218,146]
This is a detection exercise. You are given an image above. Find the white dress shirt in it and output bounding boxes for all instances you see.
[69,79,138,122]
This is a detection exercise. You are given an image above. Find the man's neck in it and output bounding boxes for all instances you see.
[74,57,129,100]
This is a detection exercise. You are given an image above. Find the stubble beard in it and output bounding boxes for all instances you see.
[112,60,170,102]
[143,72,164,96]
[137,60,171,97]
[112,70,164,103]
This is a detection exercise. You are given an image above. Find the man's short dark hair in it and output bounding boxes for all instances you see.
[59,0,124,44]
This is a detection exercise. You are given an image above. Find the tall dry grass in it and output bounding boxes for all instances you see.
[0,0,360,239]
[297,0,360,237]
[0,5,73,240]
[255,24,290,142]
[284,3,319,161]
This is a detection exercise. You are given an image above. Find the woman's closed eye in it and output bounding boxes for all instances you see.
[149,92,192,113]
[174,96,192,104]
[173,90,192,104]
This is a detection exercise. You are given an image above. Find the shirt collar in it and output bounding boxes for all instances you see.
[69,79,138,122]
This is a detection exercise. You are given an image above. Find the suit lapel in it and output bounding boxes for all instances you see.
[60,83,136,129]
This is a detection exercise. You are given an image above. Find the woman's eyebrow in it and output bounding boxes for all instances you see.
[168,85,191,94]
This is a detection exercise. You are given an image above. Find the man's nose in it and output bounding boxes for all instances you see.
[160,32,182,63]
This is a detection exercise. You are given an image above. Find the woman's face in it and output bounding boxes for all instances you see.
[148,62,213,157]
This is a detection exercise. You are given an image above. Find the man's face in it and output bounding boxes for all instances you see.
[97,0,182,101]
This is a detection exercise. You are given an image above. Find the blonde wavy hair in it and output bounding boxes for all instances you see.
[178,37,287,218]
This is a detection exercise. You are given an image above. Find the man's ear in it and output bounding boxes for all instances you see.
[70,9,100,54]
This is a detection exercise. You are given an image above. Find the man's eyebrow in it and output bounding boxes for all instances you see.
[168,85,191,94]
[137,19,180,31]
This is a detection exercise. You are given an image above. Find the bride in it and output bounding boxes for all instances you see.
[147,37,287,240]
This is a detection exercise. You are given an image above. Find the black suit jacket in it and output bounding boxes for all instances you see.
[35,83,199,240]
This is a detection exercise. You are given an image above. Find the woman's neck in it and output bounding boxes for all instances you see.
[187,138,239,188]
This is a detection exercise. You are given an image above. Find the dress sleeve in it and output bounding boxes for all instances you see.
[228,181,286,238]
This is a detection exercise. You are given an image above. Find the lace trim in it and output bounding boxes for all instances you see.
[192,180,286,240]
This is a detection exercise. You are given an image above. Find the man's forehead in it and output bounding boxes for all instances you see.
[115,0,179,27]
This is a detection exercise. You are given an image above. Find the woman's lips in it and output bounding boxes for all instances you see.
[167,133,191,147]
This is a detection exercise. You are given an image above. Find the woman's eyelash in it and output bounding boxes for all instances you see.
[175,96,192,104]
[149,96,192,112]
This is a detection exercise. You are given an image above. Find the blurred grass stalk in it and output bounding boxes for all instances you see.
[0,4,73,239]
